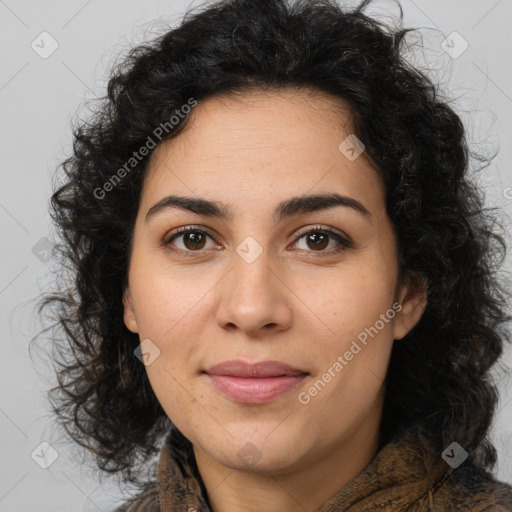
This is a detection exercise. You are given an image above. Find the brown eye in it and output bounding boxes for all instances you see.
[181,231,207,250]
[305,232,329,251]
[162,225,351,257]
[164,227,216,252]
[292,227,352,255]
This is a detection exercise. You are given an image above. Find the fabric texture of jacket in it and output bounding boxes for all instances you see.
[115,423,512,511]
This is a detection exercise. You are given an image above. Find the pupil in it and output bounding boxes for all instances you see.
[308,233,328,250]
[186,233,204,249]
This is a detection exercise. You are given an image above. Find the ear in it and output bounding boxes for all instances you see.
[122,286,139,333]
[393,271,428,341]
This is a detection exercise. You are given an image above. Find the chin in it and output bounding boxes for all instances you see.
[199,427,310,474]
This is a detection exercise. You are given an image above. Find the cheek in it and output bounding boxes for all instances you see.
[127,267,212,405]
[301,274,397,423]
[300,267,398,412]
[129,260,217,339]
[303,263,398,341]
[144,365,200,435]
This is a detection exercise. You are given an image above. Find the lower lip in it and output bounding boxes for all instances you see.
[206,374,307,404]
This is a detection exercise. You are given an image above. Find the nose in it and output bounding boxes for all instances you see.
[214,246,293,337]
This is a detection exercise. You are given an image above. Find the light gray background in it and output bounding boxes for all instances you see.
[1,0,511,510]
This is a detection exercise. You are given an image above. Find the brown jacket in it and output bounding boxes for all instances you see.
[115,424,512,511]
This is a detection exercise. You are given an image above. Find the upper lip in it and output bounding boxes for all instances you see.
[204,360,308,378]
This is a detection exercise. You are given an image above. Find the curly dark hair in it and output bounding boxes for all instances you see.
[37,0,511,486]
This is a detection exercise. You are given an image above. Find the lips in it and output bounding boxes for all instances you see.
[203,360,308,404]
[204,359,307,378]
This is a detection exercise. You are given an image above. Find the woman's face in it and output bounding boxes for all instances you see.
[123,89,426,476]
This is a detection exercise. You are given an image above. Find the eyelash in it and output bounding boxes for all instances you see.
[162,225,352,257]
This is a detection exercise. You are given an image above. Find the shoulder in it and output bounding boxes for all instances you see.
[112,485,160,512]
[436,463,512,511]
[394,424,512,510]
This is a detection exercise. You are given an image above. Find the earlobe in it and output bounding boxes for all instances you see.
[122,287,139,333]
[393,271,428,341]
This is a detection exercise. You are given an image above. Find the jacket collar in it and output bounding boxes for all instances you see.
[156,424,449,511]
[153,424,511,511]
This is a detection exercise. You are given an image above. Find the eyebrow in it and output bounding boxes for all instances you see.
[145,192,372,224]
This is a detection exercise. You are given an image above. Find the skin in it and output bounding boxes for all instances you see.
[123,88,427,512]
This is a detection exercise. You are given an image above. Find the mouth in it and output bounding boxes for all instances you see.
[203,360,308,404]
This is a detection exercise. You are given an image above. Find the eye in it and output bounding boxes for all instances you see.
[162,225,352,256]
[162,226,218,253]
[291,225,352,255]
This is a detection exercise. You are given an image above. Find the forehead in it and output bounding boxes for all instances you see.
[140,88,385,217]
[152,87,355,158]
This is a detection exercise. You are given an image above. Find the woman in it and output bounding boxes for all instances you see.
[40,0,512,510]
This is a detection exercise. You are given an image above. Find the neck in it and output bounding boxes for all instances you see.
[193,405,382,512]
